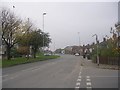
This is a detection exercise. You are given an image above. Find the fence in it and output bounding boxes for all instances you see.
[99,56,119,65]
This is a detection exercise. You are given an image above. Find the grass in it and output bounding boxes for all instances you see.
[2,55,60,68]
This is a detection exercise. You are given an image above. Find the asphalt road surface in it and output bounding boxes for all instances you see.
[2,55,118,88]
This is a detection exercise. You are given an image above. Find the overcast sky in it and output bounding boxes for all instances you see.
[1,1,118,51]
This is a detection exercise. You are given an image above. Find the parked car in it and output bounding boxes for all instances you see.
[44,53,52,56]
[83,54,86,58]
[25,55,32,58]
[86,54,90,59]
[75,53,80,56]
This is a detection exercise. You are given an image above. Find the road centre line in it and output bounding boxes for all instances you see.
[86,82,91,86]
[75,66,82,89]
[86,76,92,89]
[77,79,81,82]
[75,86,79,88]
[87,86,92,88]
[86,78,91,82]
[76,82,81,86]
[86,76,90,78]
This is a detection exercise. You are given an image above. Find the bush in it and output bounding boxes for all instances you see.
[11,48,22,58]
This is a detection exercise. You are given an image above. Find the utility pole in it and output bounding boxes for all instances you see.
[92,34,99,66]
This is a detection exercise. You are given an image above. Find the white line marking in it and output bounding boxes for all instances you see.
[86,76,90,78]
[78,76,81,79]
[77,79,81,82]
[75,87,80,89]
[86,82,91,86]
[86,79,91,81]
[76,82,80,86]
[87,86,92,88]
[75,86,79,88]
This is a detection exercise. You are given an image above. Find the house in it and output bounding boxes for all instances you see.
[55,48,64,54]
[72,46,83,55]
[64,46,73,54]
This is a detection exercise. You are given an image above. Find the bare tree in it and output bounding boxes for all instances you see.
[1,8,21,60]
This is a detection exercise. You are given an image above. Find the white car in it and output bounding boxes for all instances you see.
[44,53,52,56]
[75,53,80,56]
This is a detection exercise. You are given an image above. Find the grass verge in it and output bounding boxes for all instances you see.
[2,55,60,68]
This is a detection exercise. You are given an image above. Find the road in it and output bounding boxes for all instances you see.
[2,55,118,89]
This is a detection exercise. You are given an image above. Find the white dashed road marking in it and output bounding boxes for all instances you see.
[75,66,82,89]
[75,86,79,88]
[86,76,92,89]
[86,82,91,86]
[86,76,90,78]
[87,86,92,88]
[86,78,91,81]
[76,82,81,86]
[77,79,81,82]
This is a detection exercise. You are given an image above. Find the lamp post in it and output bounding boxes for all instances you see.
[78,32,80,46]
[12,6,15,14]
[43,12,46,51]
[114,23,120,48]
[78,32,81,55]
[92,34,99,66]
[13,6,15,9]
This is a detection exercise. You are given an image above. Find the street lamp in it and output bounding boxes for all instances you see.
[12,6,15,14]
[13,6,15,8]
[92,34,99,66]
[43,12,47,50]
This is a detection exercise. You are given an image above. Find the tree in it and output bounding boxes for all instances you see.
[17,19,33,59]
[30,30,42,58]
[43,32,51,47]
[17,46,29,56]
[30,29,51,58]
[17,28,51,58]
[1,8,22,60]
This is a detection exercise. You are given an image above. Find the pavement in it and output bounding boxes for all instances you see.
[82,57,119,70]
[2,55,119,89]
[97,64,119,70]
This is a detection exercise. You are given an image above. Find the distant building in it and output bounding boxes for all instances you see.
[64,46,72,54]
[55,48,64,54]
[72,46,83,55]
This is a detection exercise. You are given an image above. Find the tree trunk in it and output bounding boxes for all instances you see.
[27,53,29,59]
[33,48,37,58]
[6,46,11,60]
[33,52,36,58]
[27,47,30,60]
